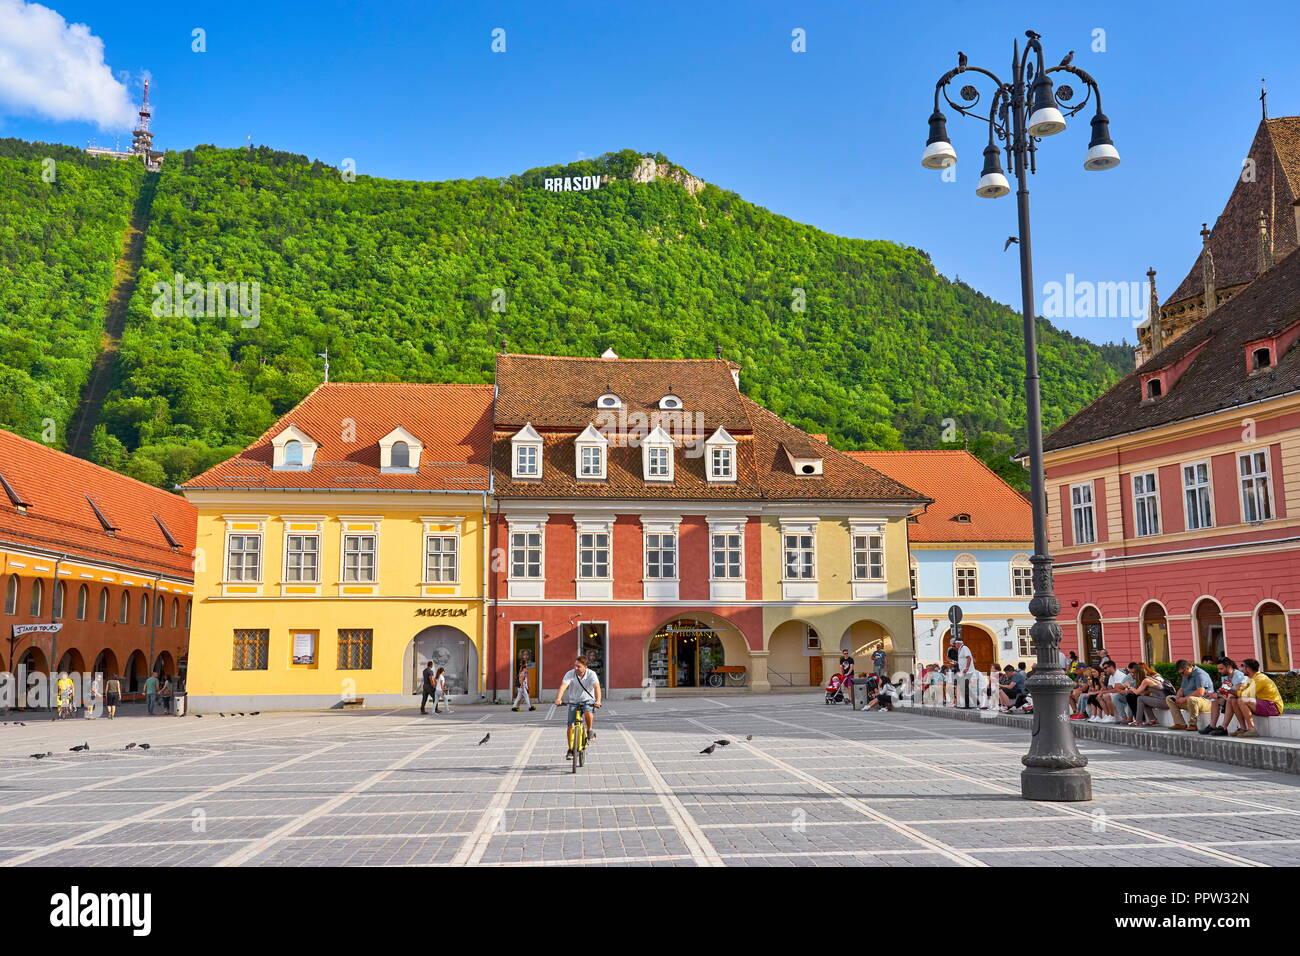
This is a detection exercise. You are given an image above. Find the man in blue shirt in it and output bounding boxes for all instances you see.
[1167,659,1213,730]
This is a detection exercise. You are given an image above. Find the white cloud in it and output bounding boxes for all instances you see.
[0,0,136,129]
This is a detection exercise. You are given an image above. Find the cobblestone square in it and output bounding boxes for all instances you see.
[2,695,1297,867]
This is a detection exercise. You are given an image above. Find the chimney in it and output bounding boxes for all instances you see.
[1200,223,1216,319]
[1258,210,1272,274]
[1146,267,1163,356]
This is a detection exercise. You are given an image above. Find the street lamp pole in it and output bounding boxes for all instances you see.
[921,31,1120,801]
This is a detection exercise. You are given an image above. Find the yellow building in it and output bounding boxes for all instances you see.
[181,383,493,711]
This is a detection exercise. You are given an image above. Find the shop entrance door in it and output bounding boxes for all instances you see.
[579,622,608,692]
[809,656,823,686]
[512,623,541,700]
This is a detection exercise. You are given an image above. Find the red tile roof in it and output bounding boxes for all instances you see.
[1166,117,1300,306]
[184,383,493,492]
[0,429,196,578]
[847,450,1032,542]
[492,353,926,502]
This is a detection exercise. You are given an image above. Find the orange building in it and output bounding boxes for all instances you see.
[0,430,196,703]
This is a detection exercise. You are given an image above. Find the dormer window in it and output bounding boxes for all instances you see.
[596,393,622,410]
[1146,379,1163,399]
[511,423,543,479]
[783,442,823,477]
[272,424,318,471]
[659,394,682,410]
[1251,347,1272,371]
[575,424,608,480]
[705,427,737,482]
[379,426,423,472]
[642,426,674,482]
[953,513,972,524]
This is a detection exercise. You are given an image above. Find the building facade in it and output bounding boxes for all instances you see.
[0,430,195,704]
[1044,243,1300,670]
[488,352,926,700]
[850,450,1035,672]
[181,384,492,711]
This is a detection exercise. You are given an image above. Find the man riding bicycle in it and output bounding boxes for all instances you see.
[555,655,602,760]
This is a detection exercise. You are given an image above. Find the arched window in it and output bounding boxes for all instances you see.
[953,554,978,597]
[155,595,165,627]
[1194,598,1225,661]
[1010,554,1033,598]
[390,441,410,469]
[97,587,109,622]
[52,580,65,620]
[171,597,179,628]
[139,592,150,626]
[1080,605,1104,665]
[283,440,303,467]
[76,583,88,621]
[29,578,43,617]
[119,591,130,624]
[184,599,192,629]
[1141,601,1169,664]
[4,575,18,615]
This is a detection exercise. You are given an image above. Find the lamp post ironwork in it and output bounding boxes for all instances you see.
[921,31,1119,801]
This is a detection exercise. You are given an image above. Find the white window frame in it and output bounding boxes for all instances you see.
[954,554,979,597]
[226,532,263,583]
[1010,555,1033,598]
[642,427,675,482]
[909,559,919,600]
[1182,461,1213,531]
[1017,626,1034,657]
[341,533,377,583]
[1132,471,1161,537]
[1238,450,1274,524]
[424,533,460,584]
[509,529,544,580]
[577,528,612,581]
[644,529,678,581]
[283,531,321,584]
[705,427,737,482]
[851,531,884,581]
[1070,482,1097,545]
[511,424,543,479]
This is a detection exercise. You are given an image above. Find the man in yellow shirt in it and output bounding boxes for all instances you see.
[1221,659,1284,738]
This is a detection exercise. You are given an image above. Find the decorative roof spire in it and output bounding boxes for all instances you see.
[1200,223,1216,318]
[1146,267,1163,356]
[1258,210,1273,274]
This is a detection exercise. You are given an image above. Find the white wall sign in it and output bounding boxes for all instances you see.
[11,623,62,636]
[292,632,316,665]
[543,175,602,192]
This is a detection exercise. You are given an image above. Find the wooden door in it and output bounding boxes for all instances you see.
[809,655,823,686]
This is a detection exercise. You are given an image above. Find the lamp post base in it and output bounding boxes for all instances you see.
[1021,767,1092,802]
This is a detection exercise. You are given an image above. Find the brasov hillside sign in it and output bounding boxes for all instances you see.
[543,175,602,192]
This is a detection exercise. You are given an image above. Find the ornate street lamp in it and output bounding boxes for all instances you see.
[921,31,1120,802]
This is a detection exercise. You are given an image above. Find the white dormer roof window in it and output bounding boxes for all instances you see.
[659,394,683,410]
[512,423,543,479]
[784,443,823,477]
[642,426,675,482]
[705,427,737,482]
[575,424,608,480]
[596,393,622,410]
[271,424,318,471]
[379,426,423,473]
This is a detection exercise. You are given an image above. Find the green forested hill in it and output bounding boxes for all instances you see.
[0,144,1129,489]
[0,139,143,439]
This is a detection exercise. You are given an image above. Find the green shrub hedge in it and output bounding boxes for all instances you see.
[1153,662,1221,686]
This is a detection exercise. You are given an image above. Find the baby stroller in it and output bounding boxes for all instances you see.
[824,672,850,705]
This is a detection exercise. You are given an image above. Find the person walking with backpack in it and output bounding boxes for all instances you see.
[512,659,535,712]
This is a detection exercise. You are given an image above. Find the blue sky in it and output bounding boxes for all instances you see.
[3,0,1296,347]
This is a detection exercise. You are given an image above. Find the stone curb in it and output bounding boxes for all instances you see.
[894,703,1300,776]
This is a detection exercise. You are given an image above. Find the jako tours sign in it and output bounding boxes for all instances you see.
[543,175,602,192]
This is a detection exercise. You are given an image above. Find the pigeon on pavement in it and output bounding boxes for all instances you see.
[746,735,753,741]
[70,743,89,752]
[29,752,51,759]
[478,733,491,746]
[124,743,137,750]
[714,739,731,746]
[139,744,151,750]
[699,744,716,755]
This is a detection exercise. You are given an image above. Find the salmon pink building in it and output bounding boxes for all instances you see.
[1043,119,1300,672]
[489,352,927,699]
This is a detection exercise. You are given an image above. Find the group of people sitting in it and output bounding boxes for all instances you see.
[916,660,1031,712]
[1067,655,1284,738]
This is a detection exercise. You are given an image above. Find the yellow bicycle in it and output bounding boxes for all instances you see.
[568,708,588,773]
